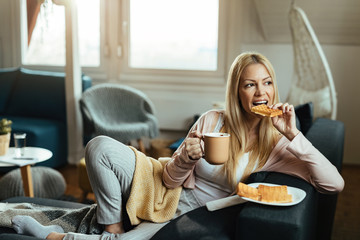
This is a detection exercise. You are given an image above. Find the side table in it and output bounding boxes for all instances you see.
[0,147,53,197]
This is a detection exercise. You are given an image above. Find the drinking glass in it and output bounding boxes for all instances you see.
[14,133,26,157]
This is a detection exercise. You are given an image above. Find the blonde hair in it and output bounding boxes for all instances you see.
[222,52,280,188]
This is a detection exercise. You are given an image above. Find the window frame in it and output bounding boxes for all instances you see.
[15,0,229,86]
[17,0,107,79]
[117,0,228,85]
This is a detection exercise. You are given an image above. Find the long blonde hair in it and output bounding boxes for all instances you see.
[222,52,280,188]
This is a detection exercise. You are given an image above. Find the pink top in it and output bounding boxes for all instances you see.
[163,110,344,196]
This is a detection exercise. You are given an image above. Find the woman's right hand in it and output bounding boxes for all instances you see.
[185,131,204,160]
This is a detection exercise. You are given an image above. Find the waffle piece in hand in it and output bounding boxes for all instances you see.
[237,182,260,201]
[258,184,293,203]
[251,104,283,117]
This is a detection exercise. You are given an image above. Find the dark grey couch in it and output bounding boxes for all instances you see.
[0,103,345,240]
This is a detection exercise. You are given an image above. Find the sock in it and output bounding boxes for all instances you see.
[12,215,64,239]
[102,231,113,236]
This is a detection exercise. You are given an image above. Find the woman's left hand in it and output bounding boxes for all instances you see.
[270,103,300,140]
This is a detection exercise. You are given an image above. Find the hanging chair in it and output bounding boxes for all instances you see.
[286,4,337,120]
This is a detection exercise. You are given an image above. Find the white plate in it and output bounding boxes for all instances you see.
[241,182,306,206]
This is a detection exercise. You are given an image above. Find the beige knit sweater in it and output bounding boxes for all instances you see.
[126,147,182,225]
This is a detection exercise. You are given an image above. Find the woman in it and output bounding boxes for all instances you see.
[11,52,344,240]
[163,51,344,201]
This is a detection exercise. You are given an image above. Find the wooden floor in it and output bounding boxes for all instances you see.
[331,164,360,240]
[1,163,359,239]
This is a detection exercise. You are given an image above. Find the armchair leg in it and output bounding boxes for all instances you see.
[137,139,146,153]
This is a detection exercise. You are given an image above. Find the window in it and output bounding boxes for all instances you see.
[128,0,219,71]
[18,0,225,82]
[22,0,100,67]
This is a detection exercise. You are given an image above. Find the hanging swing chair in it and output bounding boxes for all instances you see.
[286,3,337,120]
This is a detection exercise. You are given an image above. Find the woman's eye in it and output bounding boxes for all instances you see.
[265,81,272,85]
[245,83,254,88]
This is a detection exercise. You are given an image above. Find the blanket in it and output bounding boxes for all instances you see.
[126,147,182,225]
[0,202,102,234]
[0,146,182,232]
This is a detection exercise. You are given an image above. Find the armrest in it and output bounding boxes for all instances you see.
[304,118,344,240]
[236,172,318,240]
[151,203,244,240]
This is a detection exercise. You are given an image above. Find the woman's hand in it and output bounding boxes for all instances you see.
[185,131,204,160]
[270,103,300,140]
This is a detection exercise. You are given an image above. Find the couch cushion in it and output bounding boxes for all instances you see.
[295,102,313,135]
[5,68,66,122]
[0,68,20,114]
[305,118,344,171]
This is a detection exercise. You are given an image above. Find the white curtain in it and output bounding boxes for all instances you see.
[64,0,84,164]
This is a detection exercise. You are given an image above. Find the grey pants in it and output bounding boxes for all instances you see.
[64,136,201,240]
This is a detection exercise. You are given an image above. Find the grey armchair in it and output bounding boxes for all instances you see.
[80,83,159,152]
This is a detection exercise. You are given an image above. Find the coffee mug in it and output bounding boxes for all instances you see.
[203,133,230,165]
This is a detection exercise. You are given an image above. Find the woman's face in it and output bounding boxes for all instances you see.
[238,63,275,119]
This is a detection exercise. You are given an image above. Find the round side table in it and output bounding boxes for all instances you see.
[0,147,53,197]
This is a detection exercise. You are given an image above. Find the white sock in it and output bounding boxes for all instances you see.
[12,215,64,239]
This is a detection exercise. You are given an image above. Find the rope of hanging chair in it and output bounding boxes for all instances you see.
[289,7,330,91]
[287,5,337,119]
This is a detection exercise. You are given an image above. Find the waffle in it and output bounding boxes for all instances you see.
[237,183,293,203]
[258,184,293,203]
[236,182,260,201]
[251,104,283,117]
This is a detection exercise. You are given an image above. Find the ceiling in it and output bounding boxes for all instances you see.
[247,0,360,45]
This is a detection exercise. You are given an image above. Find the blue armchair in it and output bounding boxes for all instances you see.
[0,68,91,172]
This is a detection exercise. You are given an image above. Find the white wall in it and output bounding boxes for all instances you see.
[115,81,226,131]
[325,45,360,165]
